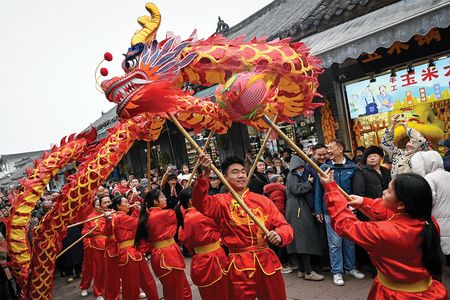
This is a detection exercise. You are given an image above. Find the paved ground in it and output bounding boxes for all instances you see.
[53,259,450,299]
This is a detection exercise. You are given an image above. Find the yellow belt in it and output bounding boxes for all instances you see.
[194,241,221,254]
[93,234,107,239]
[153,238,175,249]
[119,239,134,249]
[377,270,431,293]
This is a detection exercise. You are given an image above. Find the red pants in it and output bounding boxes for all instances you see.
[104,255,120,300]
[159,270,192,300]
[79,248,105,297]
[120,259,159,300]
[80,247,93,291]
[228,266,286,300]
[198,275,229,300]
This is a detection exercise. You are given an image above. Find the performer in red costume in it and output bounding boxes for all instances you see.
[320,170,448,299]
[103,206,119,300]
[135,189,192,300]
[80,195,111,300]
[105,196,159,300]
[176,188,229,300]
[195,155,294,300]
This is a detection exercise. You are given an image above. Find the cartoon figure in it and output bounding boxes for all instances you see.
[377,85,393,113]
[361,84,379,116]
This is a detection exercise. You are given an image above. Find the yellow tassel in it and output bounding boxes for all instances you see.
[297,207,301,218]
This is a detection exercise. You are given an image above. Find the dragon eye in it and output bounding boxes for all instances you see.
[122,57,139,72]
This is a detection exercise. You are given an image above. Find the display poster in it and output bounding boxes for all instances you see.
[344,56,450,119]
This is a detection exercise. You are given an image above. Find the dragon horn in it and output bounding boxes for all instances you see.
[131,2,161,46]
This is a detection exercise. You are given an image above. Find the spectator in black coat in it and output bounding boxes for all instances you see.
[352,146,391,199]
[440,137,450,172]
[352,145,391,276]
[208,173,222,195]
[248,160,268,195]
[161,173,183,209]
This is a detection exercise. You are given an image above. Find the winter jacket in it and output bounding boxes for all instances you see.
[315,156,356,215]
[381,127,428,179]
[444,150,450,172]
[411,151,450,255]
[263,183,286,216]
[248,172,268,195]
[288,155,315,211]
[352,165,391,199]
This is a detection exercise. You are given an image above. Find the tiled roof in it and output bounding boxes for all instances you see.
[226,0,391,40]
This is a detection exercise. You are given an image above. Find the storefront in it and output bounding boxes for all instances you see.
[223,0,450,154]
[300,0,450,151]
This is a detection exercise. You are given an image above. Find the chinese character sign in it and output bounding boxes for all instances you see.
[344,56,450,119]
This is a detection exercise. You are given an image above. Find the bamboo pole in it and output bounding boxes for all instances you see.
[168,113,269,235]
[262,115,353,203]
[67,212,112,228]
[56,225,99,259]
[147,141,151,188]
[187,131,214,188]
[247,115,277,181]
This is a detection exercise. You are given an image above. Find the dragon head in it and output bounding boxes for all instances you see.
[390,103,444,147]
[100,3,195,118]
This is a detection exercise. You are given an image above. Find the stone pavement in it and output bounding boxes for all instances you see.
[53,258,450,299]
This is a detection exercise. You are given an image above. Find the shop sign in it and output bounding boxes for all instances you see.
[344,56,450,119]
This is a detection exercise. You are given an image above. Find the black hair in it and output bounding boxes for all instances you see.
[394,173,444,279]
[312,143,327,152]
[330,139,345,149]
[174,188,192,229]
[109,195,124,211]
[134,189,162,246]
[220,156,245,175]
[356,146,366,153]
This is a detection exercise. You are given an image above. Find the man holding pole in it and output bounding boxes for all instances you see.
[193,154,293,300]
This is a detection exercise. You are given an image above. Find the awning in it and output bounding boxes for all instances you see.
[302,0,450,68]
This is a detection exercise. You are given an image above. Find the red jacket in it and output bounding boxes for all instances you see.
[192,176,293,275]
[82,212,106,250]
[103,214,119,258]
[263,183,286,216]
[108,210,145,266]
[145,208,186,278]
[324,182,447,299]
[179,208,227,286]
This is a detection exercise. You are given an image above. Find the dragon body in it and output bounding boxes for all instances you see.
[7,130,96,289]
[26,113,163,299]
[8,113,163,299]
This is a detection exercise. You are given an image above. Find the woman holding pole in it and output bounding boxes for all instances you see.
[176,188,228,300]
[135,189,192,300]
[105,196,159,300]
[319,170,447,299]
[79,196,111,299]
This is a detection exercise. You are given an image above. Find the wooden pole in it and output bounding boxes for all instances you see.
[262,115,352,201]
[67,212,112,228]
[147,141,151,187]
[56,225,99,259]
[187,131,214,188]
[167,113,269,235]
[247,115,277,181]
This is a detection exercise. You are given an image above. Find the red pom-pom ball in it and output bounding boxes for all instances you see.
[104,52,113,61]
[100,68,109,76]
